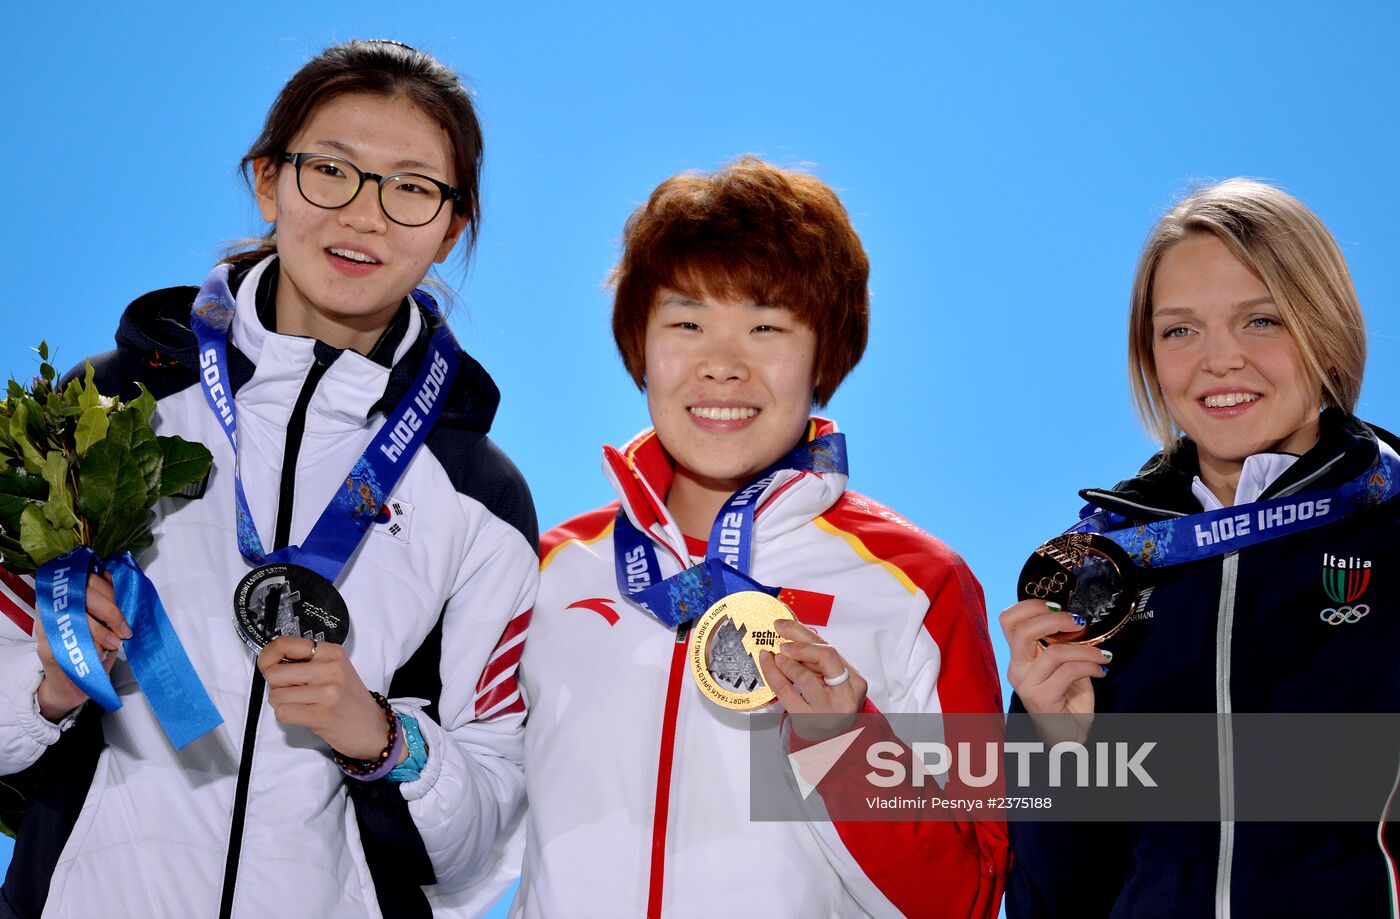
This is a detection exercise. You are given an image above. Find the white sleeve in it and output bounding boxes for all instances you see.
[395,505,537,888]
[0,641,70,774]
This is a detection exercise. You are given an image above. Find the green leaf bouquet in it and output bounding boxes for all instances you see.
[0,343,213,573]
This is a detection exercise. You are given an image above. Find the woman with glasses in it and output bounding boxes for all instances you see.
[999,180,1399,918]
[0,40,537,918]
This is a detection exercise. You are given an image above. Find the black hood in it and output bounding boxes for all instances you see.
[368,304,500,436]
[109,272,500,437]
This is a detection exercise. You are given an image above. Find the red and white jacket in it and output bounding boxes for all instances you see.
[512,420,1008,918]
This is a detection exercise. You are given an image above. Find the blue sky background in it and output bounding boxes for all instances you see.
[1,3,1396,910]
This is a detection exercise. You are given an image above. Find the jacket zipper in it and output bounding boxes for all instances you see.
[1213,455,1342,918]
[646,621,691,919]
[1213,551,1240,919]
[1086,451,1352,918]
[217,356,331,919]
[1275,453,1344,498]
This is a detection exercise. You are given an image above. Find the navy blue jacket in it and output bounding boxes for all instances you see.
[1008,410,1400,919]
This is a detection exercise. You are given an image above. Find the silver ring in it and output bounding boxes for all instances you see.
[823,668,850,687]
[307,638,319,662]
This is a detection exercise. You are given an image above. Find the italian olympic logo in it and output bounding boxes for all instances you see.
[1319,604,1370,625]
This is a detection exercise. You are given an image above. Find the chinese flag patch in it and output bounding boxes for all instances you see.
[779,588,835,627]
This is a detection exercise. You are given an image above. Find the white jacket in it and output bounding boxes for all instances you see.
[0,257,538,918]
[513,422,1007,918]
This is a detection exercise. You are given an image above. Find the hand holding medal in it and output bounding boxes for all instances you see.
[1000,596,1109,742]
[258,635,398,762]
[687,591,795,710]
[758,618,867,740]
[191,265,463,771]
[1004,533,1125,738]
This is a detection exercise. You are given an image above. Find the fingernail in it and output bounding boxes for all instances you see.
[1101,649,1114,662]
[104,635,121,651]
[1100,664,1110,675]
[1071,614,1087,627]
[1045,601,1062,612]
[121,625,133,639]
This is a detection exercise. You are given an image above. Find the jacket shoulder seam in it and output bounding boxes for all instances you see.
[814,492,963,599]
[541,504,619,572]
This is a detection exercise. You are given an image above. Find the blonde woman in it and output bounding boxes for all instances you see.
[1001,179,1399,917]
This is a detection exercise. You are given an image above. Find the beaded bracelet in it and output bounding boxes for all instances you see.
[333,691,403,782]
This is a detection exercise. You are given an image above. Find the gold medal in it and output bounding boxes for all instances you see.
[688,591,795,710]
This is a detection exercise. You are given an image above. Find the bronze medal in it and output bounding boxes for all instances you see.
[688,591,795,710]
[1017,533,1138,645]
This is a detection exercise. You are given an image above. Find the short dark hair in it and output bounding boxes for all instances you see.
[232,40,483,266]
[610,156,870,406]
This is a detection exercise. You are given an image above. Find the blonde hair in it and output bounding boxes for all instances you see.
[1127,178,1367,450]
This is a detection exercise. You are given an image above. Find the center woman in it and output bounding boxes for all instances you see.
[515,158,1008,917]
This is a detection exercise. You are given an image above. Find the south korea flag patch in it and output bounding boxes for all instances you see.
[374,496,414,544]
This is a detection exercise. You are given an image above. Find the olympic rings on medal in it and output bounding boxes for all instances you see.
[1024,571,1069,599]
[1319,604,1370,625]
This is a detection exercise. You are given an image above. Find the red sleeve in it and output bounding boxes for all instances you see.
[539,503,618,568]
[807,497,1009,918]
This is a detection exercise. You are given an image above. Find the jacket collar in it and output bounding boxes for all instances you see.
[601,418,848,567]
[1081,408,1400,522]
[248,258,414,370]
[229,257,431,430]
[112,259,502,437]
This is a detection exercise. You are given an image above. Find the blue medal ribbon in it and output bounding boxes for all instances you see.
[1073,450,1400,567]
[190,263,463,582]
[37,548,222,749]
[613,433,848,628]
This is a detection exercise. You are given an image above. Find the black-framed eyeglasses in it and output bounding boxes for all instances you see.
[281,152,460,228]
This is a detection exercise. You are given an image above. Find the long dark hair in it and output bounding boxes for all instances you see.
[228,39,483,269]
